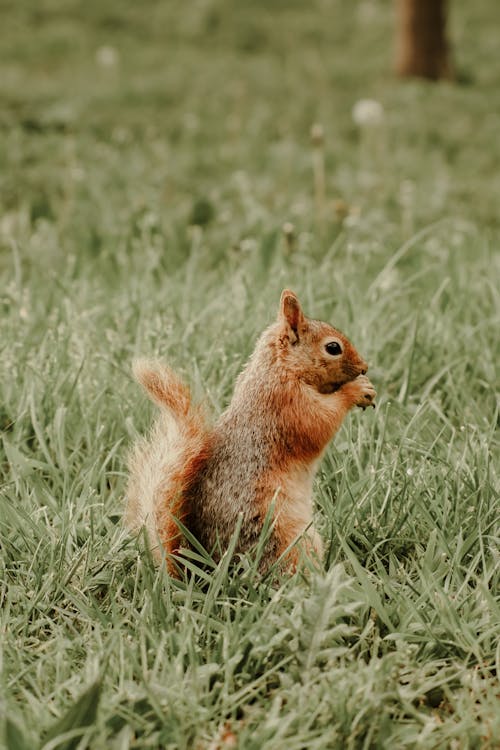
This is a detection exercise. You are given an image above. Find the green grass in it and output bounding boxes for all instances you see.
[0,0,499,747]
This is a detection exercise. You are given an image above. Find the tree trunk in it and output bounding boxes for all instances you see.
[395,0,454,81]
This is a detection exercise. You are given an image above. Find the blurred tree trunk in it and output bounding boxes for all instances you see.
[395,0,454,80]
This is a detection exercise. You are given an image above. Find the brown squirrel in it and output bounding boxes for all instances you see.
[126,290,376,575]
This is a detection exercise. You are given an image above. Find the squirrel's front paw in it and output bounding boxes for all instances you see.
[342,374,376,410]
[354,374,376,409]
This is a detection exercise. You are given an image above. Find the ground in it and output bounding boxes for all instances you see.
[0,0,499,748]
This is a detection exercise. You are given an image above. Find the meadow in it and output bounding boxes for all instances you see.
[0,0,499,747]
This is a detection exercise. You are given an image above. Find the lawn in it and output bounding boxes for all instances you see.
[0,0,499,747]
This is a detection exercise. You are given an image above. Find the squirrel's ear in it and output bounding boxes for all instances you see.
[279,289,306,343]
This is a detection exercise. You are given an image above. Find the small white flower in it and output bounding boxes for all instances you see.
[406,467,414,477]
[96,46,119,67]
[352,99,384,127]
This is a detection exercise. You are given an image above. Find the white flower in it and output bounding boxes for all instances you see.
[352,99,384,127]
[96,46,119,68]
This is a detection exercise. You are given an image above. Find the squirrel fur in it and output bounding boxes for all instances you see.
[126,289,376,575]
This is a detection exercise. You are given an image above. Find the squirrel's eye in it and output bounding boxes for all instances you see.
[325,341,342,356]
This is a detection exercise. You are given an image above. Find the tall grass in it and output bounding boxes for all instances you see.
[1,0,499,747]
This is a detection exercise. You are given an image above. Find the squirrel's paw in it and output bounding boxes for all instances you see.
[355,374,376,409]
[342,374,376,410]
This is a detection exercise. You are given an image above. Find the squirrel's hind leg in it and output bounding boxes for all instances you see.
[272,521,324,574]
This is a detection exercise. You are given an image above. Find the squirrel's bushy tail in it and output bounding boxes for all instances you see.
[125,359,209,569]
[132,359,192,416]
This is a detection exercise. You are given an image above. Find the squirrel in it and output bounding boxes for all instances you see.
[126,289,376,575]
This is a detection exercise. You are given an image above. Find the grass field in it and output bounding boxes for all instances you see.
[1,0,499,747]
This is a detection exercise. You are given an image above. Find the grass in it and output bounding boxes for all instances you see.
[0,0,499,747]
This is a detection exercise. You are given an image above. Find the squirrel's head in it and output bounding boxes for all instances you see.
[274,289,368,393]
